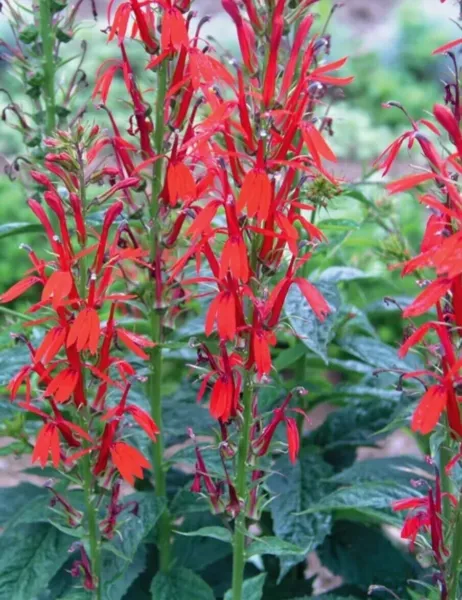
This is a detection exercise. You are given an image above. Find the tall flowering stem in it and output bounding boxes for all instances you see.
[161,1,352,597]
[149,59,171,572]
[377,9,462,598]
[39,0,56,134]
[0,126,159,597]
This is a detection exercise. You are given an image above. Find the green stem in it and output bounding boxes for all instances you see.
[231,377,253,600]
[75,148,100,598]
[295,355,306,435]
[0,305,31,321]
[448,492,462,600]
[440,437,456,525]
[82,451,102,600]
[149,60,171,572]
[39,0,56,134]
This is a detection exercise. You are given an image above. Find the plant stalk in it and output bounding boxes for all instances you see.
[82,452,102,600]
[231,376,253,600]
[149,59,171,572]
[76,148,101,598]
[39,0,56,134]
[448,491,462,600]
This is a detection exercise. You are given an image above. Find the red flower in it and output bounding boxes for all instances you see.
[67,308,100,355]
[253,391,303,463]
[32,423,60,468]
[110,442,151,486]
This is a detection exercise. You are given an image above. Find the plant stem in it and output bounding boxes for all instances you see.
[149,60,171,572]
[231,376,253,600]
[0,305,31,321]
[448,491,462,600]
[439,434,456,525]
[82,450,102,600]
[75,148,101,598]
[39,0,56,134]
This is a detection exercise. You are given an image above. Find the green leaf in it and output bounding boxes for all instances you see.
[57,592,92,600]
[318,266,373,283]
[224,573,266,600]
[101,494,165,600]
[0,482,48,526]
[291,596,359,600]
[175,526,232,544]
[328,455,432,486]
[56,28,73,43]
[309,386,408,464]
[318,521,420,594]
[0,523,73,600]
[172,511,231,572]
[338,335,417,371]
[285,280,341,363]
[268,449,333,581]
[0,345,30,386]
[19,25,39,44]
[163,383,215,445]
[150,567,215,600]
[102,547,147,600]
[246,537,307,558]
[317,218,360,232]
[273,343,307,370]
[299,480,424,516]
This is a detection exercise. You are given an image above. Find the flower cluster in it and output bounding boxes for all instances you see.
[378,23,462,599]
[0,126,158,589]
[0,0,353,597]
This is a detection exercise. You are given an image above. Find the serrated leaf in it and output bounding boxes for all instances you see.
[246,537,307,558]
[172,511,231,572]
[299,480,425,515]
[0,482,48,527]
[268,449,333,581]
[328,455,432,486]
[224,573,266,600]
[309,387,409,461]
[101,494,165,600]
[163,383,215,445]
[0,523,73,600]
[338,335,417,371]
[175,526,232,544]
[285,280,341,362]
[102,546,147,600]
[318,521,420,594]
[150,567,215,600]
